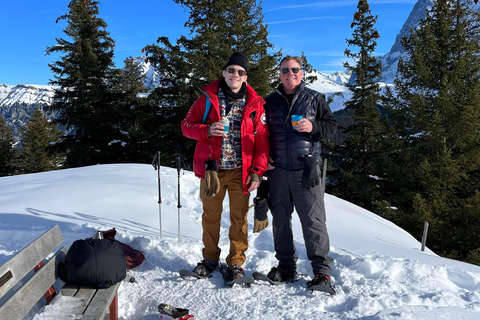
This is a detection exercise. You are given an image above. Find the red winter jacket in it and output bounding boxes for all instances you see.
[181,78,269,194]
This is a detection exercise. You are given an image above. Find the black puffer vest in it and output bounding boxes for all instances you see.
[264,81,336,171]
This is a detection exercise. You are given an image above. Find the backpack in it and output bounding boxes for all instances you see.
[58,238,127,289]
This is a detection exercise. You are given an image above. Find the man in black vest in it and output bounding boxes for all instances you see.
[263,55,337,293]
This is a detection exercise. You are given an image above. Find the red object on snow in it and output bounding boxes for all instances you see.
[100,228,145,269]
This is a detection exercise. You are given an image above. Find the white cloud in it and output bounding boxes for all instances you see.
[267,0,416,12]
[268,16,346,25]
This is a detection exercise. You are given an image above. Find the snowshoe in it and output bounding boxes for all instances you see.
[220,264,254,287]
[252,272,286,285]
[179,259,218,279]
[306,274,336,295]
[253,266,302,285]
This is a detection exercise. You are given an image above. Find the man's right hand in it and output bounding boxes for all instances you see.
[209,121,225,137]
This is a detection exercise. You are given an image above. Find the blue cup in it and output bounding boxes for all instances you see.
[291,115,303,129]
[220,119,229,132]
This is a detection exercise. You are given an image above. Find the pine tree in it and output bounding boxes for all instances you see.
[325,0,385,211]
[20,109,63,173]
[142,0,280,165]
[382,0,480,262]
[0,117,17,176]
[46,0,121,167]
[113,57,155,163]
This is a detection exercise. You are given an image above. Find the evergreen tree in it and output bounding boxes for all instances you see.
[46,0,121,167]
[114,57,155,163]
[0,117,16,176]
[381,0,480,263]
[143,0,280,165]
[325,0,385,212]
[20,109,63,173]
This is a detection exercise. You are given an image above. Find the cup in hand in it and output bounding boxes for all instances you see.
[220,119,229,132]
[291,115,303,129]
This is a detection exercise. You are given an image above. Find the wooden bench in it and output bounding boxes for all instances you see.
[0,225,120,320]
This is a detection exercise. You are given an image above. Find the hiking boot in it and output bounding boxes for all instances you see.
[307,274,335,294]
[224,264,245,282]
[192,259,219,277]
[267,265,298,283]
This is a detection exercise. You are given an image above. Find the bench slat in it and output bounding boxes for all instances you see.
[82,283,121,320]
[0,225,64,297]
[59,285,96,315]
[0,246,67,320]
[58,282,120,320]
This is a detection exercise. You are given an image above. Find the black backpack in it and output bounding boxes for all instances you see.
[59,238,127,289]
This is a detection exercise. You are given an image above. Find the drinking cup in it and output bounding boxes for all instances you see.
[220,119,229,132]
[291,115,303,129]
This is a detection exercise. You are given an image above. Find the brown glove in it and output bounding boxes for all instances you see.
[253,178,269,233]
[253,215,269,233]
[203,159,220,198]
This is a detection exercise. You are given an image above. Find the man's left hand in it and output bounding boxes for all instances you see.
[296,118,312,133]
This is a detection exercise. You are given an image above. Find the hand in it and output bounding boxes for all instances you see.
[253,179,269,233]
[203,159,220,197]
[296,118,312,133]
[302,155,320,189]
[209,121,226,137]
[267,157,275,170]
[246,174,261,192]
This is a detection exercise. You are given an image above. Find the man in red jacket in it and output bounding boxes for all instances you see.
[181,52,269,282]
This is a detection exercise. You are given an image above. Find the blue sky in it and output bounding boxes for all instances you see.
[0,0,417,86]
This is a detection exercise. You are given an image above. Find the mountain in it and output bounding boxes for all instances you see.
[379,0,480,83]
[0,84,55,141]
[1,164,480,319]
[379,0,433,83]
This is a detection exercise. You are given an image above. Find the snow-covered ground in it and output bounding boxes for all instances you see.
[1,164,479,319]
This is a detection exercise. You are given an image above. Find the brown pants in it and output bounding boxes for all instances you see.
[199,168,250,266]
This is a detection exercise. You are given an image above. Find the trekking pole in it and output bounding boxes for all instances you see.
[152,151,162,238]
[176,155,182,243]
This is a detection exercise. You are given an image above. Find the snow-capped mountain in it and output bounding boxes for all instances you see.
[0,84,56,140]
[379,0,433,83]
[379,0,480,83]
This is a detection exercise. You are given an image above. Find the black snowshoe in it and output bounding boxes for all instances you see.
[306,274,336,295]
[220,264,253,287]
[179,259,219,279]
[253,266,299,285]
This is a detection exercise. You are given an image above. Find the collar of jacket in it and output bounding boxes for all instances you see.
[275,80,306,124]
[200,78,264,113]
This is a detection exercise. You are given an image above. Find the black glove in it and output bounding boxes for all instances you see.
[253,179,269,233]
[302,154,320,189]
[203,159,220,198]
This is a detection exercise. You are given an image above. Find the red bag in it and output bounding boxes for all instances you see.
[100,228,145,269]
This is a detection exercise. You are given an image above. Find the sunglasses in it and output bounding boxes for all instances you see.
[227,67,247,77]
[281,67,301,75]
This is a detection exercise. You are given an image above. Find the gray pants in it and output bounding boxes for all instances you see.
[268,167,333,276]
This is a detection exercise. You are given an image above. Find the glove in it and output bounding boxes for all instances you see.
[302,154,320,189]
[253,179,269,233]
[203,159,220,198]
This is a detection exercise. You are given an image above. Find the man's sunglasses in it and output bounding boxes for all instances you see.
[227,67,247,77]
[281,67,301,75]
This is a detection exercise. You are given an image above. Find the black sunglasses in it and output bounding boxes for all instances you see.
[227,67,247,77]
[281,67,301,75]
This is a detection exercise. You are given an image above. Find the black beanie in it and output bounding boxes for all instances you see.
[223,52,249,74]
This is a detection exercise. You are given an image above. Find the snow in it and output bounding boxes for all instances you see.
[1,163,480,319]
